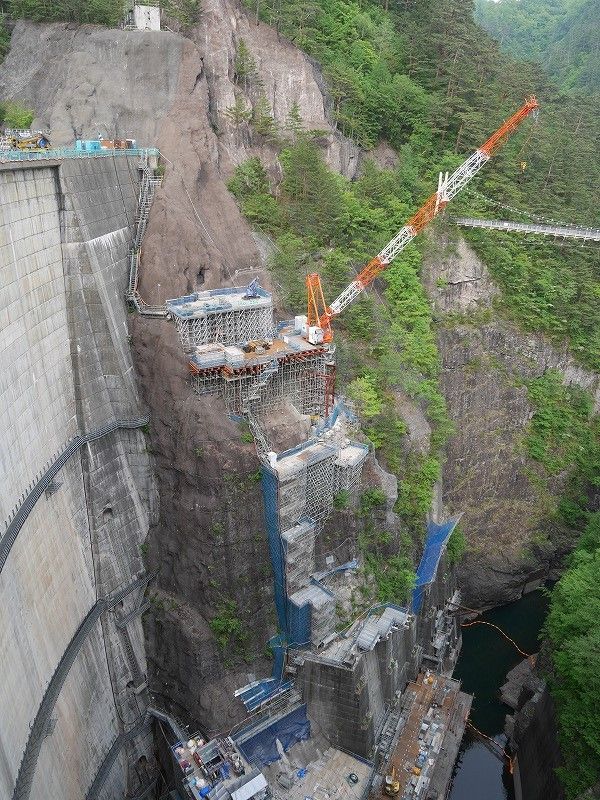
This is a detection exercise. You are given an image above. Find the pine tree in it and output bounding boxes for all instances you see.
[251,95,278,140]
[285,101,304,139]
[233,39,258,91]
[279,139,345,242]
[224,97,252,126]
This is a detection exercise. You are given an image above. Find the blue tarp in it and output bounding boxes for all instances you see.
[412,518,460,614]
[235,704,311,767]
[313,398,359,435]
[261,465,288,634]
[287,597,311,649]
[237,678,294,712]
[235,635,291,712]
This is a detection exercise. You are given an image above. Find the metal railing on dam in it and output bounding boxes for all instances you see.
[0,147,160,163]
[0,417,150,576]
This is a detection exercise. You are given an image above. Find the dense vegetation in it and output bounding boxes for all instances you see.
[0,100,34,128]
[225,7,600,789]
[241,0,600,372]
[476,0,600,92]
[544,512,600,798]
[8,0,125,26]
[524,370,600,536]
[229,141,452,537]
[0,15,10,63]
[4,0,198,29]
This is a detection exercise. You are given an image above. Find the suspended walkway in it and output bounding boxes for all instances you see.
[454,217,600,242]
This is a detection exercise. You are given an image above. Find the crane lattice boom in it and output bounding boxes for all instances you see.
[315,96,539,340]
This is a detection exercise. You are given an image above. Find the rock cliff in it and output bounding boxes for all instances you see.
[424,231,599,607]
[2,1,598,740]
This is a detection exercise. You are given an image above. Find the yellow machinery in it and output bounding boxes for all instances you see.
[11,132,51,151]
[384,765,400,796]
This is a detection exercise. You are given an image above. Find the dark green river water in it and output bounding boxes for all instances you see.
[448,588,551,800]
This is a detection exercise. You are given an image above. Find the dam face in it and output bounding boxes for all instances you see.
[0,158,156,799]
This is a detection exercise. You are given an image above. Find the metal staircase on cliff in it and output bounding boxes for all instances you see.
[126,159,167,317]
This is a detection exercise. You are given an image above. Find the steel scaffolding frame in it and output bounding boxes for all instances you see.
[190,351,331,417]
[174,305,273,350]
[277,466,307,533]
[333,459,366,495]
[282,520,317,595]
[305,456,336,522]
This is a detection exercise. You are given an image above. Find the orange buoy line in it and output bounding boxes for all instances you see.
[459,620,532,659]
[447,600,533,659]
[465,719,514,773]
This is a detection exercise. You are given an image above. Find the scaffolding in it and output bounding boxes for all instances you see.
[281,520,317,595]
[189,350,333,419]
[289,583,337,649]
[167,286,274,349]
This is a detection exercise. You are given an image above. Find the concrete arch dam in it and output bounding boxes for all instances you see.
[0,158,158,799]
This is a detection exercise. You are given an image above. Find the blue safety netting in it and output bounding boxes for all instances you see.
[237,678,295,712]
[412,517,460,614]
[313,398,358,435]
[261,465,288,635]
[235,704,311,767]
[287,597,311,649]
[236,636,291,712]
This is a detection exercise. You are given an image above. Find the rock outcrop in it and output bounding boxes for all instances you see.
[504,651,565,800]
[424,231,599,607]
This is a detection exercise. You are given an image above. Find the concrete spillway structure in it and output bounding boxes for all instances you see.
[0,158,157,799]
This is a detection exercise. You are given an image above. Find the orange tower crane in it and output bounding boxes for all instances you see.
[306,96,539,341]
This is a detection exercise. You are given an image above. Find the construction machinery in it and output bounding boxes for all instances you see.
[0,129,51,152]
[384,765,400,796]
[304,96,540,343]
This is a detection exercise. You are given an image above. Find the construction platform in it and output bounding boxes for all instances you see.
[170,700,375,800]
[167,285,274,349]
[377,671,472,800]
[165,282,341,419]
[264,744,373,800]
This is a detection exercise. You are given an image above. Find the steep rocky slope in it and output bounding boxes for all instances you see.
[424,233,599,607]
[0,10,363,731]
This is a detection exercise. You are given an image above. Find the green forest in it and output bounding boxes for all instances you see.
[544,512,600,796]
[476,0,600,92]
[225,1,600,794]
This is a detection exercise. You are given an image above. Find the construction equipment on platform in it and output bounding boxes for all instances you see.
[0,129,51,152]
[303,96,540,343]
[76,137,137,152]
[244,277,261,298]
[384,765,400,796]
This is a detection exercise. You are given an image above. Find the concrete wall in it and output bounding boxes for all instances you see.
[298,559,458,760]
[0,158,157,799]
[298,620,416,759]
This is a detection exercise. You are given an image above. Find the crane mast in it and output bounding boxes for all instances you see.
[310,96,539,341]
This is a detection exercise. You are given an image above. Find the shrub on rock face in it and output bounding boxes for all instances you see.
[0,102,34,129]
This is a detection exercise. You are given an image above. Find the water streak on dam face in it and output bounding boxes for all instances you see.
[0,159,157,800]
